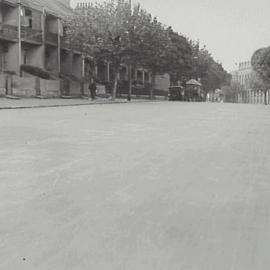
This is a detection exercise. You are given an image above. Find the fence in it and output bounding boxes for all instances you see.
[227,90,269,105]
[105,81,168,98]
[0,74,62,97]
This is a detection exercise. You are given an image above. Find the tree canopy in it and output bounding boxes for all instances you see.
[65,0,230,98]
[251,47,270,86]
[251,46,270,104]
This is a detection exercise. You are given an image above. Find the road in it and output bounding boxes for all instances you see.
[0,102,270,270]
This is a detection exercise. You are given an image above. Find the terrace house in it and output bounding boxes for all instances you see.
[0,0,85,96]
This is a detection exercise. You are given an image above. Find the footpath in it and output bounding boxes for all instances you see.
[0,96,155,110]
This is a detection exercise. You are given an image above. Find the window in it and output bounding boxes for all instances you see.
[63,26,67,37]
[24,53,27,65]
[25,9,32,17]
[3,43,8,53]
[46,50,51,58]
[24,9,33,28]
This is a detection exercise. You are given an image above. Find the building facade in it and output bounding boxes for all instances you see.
[230,61,254,90]
[0,0,85,96]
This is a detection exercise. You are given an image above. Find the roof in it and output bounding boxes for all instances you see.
[5,0,73,17]
[186,79,202,86]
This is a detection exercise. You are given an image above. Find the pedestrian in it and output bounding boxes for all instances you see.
[89,78,97,101]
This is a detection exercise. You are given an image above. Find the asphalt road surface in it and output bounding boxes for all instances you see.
[1,102,270,270]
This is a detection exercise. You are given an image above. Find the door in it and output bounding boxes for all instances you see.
[35,77,41,96]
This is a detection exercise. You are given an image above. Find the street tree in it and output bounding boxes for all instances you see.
[66,0,128,99]
[189,42,230,94]
[65,0,230,100]
[251,47,270,104]
[66,0,160,100]
[201,61,231,92]
[164,27,193,85]
[248,72,266,92]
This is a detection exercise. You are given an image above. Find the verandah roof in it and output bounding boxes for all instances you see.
[186,79,202,86]
[3,0,73,17]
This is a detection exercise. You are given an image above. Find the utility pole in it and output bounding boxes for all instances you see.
[57,18,61,74]
[127,0,133,101]
[18,0,22,76]
[42,8,46,68]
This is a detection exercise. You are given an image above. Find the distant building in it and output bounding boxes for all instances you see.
[230,61,254,90]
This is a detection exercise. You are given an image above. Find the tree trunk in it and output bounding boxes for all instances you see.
[150,72,156,100]
[112,69,120,101]
[10,75,13,96]
[127,63,132,101]
[5,76,8,95]
[80,82,84,96]
[264,90,268,105]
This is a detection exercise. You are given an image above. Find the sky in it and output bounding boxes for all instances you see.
[71,0,270,72]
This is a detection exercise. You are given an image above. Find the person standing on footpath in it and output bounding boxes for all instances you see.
[89,78,97,101]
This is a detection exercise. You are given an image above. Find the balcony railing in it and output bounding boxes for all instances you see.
[60,37,71,50]
[45,32,58,45]
[0,23,18,41]
[61,37,84,52]
[21,26,43,44]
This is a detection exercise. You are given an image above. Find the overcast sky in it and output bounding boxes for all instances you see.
[71,0,270,72]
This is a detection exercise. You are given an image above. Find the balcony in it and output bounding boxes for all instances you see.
[0,23,18,42]
[45,32,58,46]
[60,37,71,50]
[61,37,84,52]
[21,27,43,44]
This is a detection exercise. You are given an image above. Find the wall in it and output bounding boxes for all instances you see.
[2,5,18,26]
[83,82,90,96]
[120,65,128,81]
[1,75,60,98]
[40,79,60,97]
[12,76,36,97]
[0,74,6,96]
[46,17,58,34]
[0,6,3,23]
[5,43,19,73]
[96,84,106,95]
[72,53,82,78]
[69,81,82,97]
[97,63,107,82]
[32,10,42,30]
[61,50,72,74]
[0,43,3,72]
[155,73,170,91]
[24,45,45,68]
[45,46,58,73]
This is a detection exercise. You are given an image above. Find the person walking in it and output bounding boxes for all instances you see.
[89,78,97,101]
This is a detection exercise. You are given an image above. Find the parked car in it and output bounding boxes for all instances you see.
[168,86,183,101]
